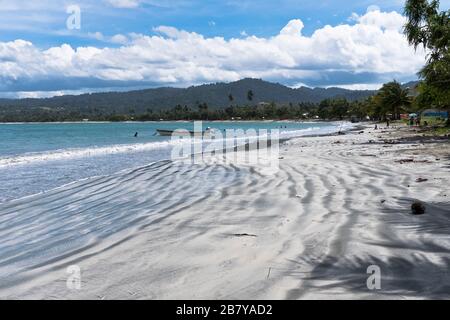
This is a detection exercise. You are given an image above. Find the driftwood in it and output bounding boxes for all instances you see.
[395,159,431,164]
[232,233,257,237]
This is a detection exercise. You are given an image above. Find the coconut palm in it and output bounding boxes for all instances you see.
[404,0,449,124]
[378,81,411,120]
[247,90,254,102]
[228,94,234,109]
[404,0,450,91]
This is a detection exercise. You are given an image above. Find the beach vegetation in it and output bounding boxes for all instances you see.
[404,0,450,119]
[378,81,411,120]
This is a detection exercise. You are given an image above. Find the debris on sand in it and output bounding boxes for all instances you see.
[416,178,428,183]
[232,233,257,238]
[266,267,272,279]
[395,158,431,164]
[396,158,414,163]
[360,154,377,157]
[411,201,426,215]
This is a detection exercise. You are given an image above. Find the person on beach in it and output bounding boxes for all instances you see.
[386,119,390,128]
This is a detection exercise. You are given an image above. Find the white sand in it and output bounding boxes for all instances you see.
[0,125,449,299]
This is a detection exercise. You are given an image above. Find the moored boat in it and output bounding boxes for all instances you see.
[156,128,213,136]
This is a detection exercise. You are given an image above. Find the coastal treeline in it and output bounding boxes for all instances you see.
[0,100,357,122]
[0,80,445,123]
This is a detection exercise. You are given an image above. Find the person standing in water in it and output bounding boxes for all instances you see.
[134,132,138,137]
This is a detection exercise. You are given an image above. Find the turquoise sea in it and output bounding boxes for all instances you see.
[0,121,347,203]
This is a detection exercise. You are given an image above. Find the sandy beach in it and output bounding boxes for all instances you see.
[0,124,449,300]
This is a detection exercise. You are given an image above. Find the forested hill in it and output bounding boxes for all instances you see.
[0,79,376,115]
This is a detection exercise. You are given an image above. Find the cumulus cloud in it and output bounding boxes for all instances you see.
[110,34,129,44]
[0,10,426,96]
[279,19,304,36]
[366,5,381,13]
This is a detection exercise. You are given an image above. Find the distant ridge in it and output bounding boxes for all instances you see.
[0,79,377,115]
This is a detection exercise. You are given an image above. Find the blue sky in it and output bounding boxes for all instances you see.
[0,0,448,98]
[0,0,420,47]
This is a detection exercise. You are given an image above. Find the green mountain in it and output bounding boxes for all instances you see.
[0,78,380,121]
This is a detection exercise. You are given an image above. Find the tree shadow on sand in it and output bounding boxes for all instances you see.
[443,155,450,170]
[286,254,450,299]
[286,198,450,299]
[393,135,449,144]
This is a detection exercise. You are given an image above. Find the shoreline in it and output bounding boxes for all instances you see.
[0,123,449,299]
[0,121,354,204]
[0,119,341,125]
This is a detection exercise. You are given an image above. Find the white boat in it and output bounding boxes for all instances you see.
[156,127,213,137]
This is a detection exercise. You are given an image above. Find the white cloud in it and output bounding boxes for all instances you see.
[106,0,141,8]
[110,34,129,44]
[358,9,405,30]
[367,5,381,13]
[15,91,66,99]
[331,83,383,90]
[88,32,105,41]
[279,19,304,36]
[152,25,194,39]
[0,10,426,94]
[348,12,360,23]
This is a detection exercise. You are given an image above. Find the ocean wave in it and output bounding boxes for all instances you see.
[0,123,348,168]
[0,140,181,168]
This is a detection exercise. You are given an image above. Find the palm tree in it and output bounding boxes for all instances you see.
[404,1,449,124]
[247,90,254,102]
[378,81,411,120]
[404,0,450,90]
[198,102,209,112]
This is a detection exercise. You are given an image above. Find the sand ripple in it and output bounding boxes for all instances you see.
[0,129,449,299]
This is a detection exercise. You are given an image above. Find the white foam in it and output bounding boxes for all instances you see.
[0,140,180,168]
[0,123,349,168]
